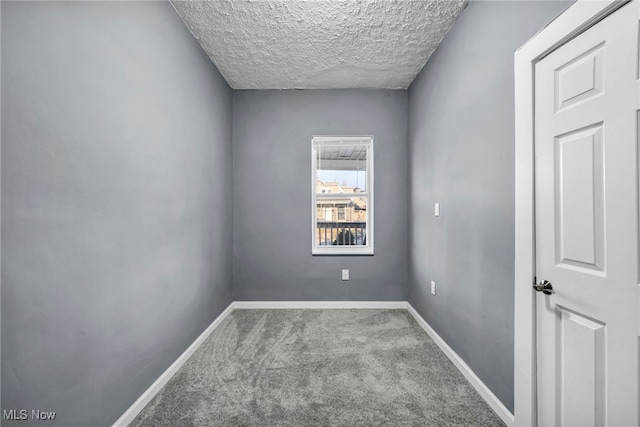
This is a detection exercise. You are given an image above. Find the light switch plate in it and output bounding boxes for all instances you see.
[342,269,349,281]
[434,203,440,217]
[431,281,436,295]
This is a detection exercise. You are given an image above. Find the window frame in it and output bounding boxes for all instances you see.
[311,135,374,255]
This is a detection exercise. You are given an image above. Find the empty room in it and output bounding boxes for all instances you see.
[2,0,639,426]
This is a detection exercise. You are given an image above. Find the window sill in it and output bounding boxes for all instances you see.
[312,247,374,256]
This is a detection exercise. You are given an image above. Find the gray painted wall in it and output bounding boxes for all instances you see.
[1,2,233,426]
[407,0,570,413]
[232,90,407,301]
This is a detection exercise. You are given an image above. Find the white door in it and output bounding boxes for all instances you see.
[534,2,640,426]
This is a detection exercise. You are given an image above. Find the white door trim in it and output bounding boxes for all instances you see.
[513,1,632,426]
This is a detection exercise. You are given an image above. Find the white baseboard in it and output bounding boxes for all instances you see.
[406,303,515,427]
[111,302,235,427]
[231,300,408,310]
[113,301,513,427]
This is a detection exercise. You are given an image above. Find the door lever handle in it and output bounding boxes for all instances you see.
[534,280,555,295]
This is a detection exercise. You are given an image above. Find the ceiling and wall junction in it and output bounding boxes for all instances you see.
[170,0,468,89]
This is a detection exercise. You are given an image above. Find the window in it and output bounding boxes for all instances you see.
[312,136,373,255]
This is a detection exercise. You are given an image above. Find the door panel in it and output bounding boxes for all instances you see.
[534,2,640,426]
[556,306,606,427]
[554,44,604,113]
[554,123,605,273]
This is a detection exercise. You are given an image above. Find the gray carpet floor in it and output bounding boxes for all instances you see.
[131,309,505,426]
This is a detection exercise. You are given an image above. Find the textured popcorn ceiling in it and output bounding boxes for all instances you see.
[170,0,468,89]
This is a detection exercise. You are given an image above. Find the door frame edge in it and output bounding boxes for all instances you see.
[513,1,632,426]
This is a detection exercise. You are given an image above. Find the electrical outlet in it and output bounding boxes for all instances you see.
[431,281,436,295]
[342,269,349,281]
[434,203,440,217]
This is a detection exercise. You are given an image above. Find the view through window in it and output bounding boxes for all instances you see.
[312,136,373,255]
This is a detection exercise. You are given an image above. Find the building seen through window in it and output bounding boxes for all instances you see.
[312,136,373,254]
[315,179,367,246]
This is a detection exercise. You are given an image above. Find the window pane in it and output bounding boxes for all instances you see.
[315,197,367,246]
[316,145,367,194]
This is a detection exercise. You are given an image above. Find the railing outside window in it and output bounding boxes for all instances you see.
[312,135,373,255]
[316,222,366,246]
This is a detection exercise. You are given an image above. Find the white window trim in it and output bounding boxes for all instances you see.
[312,135,374,255]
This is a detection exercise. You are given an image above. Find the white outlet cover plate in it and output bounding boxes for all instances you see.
[342,269,349,281]
[431,281,436,295]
